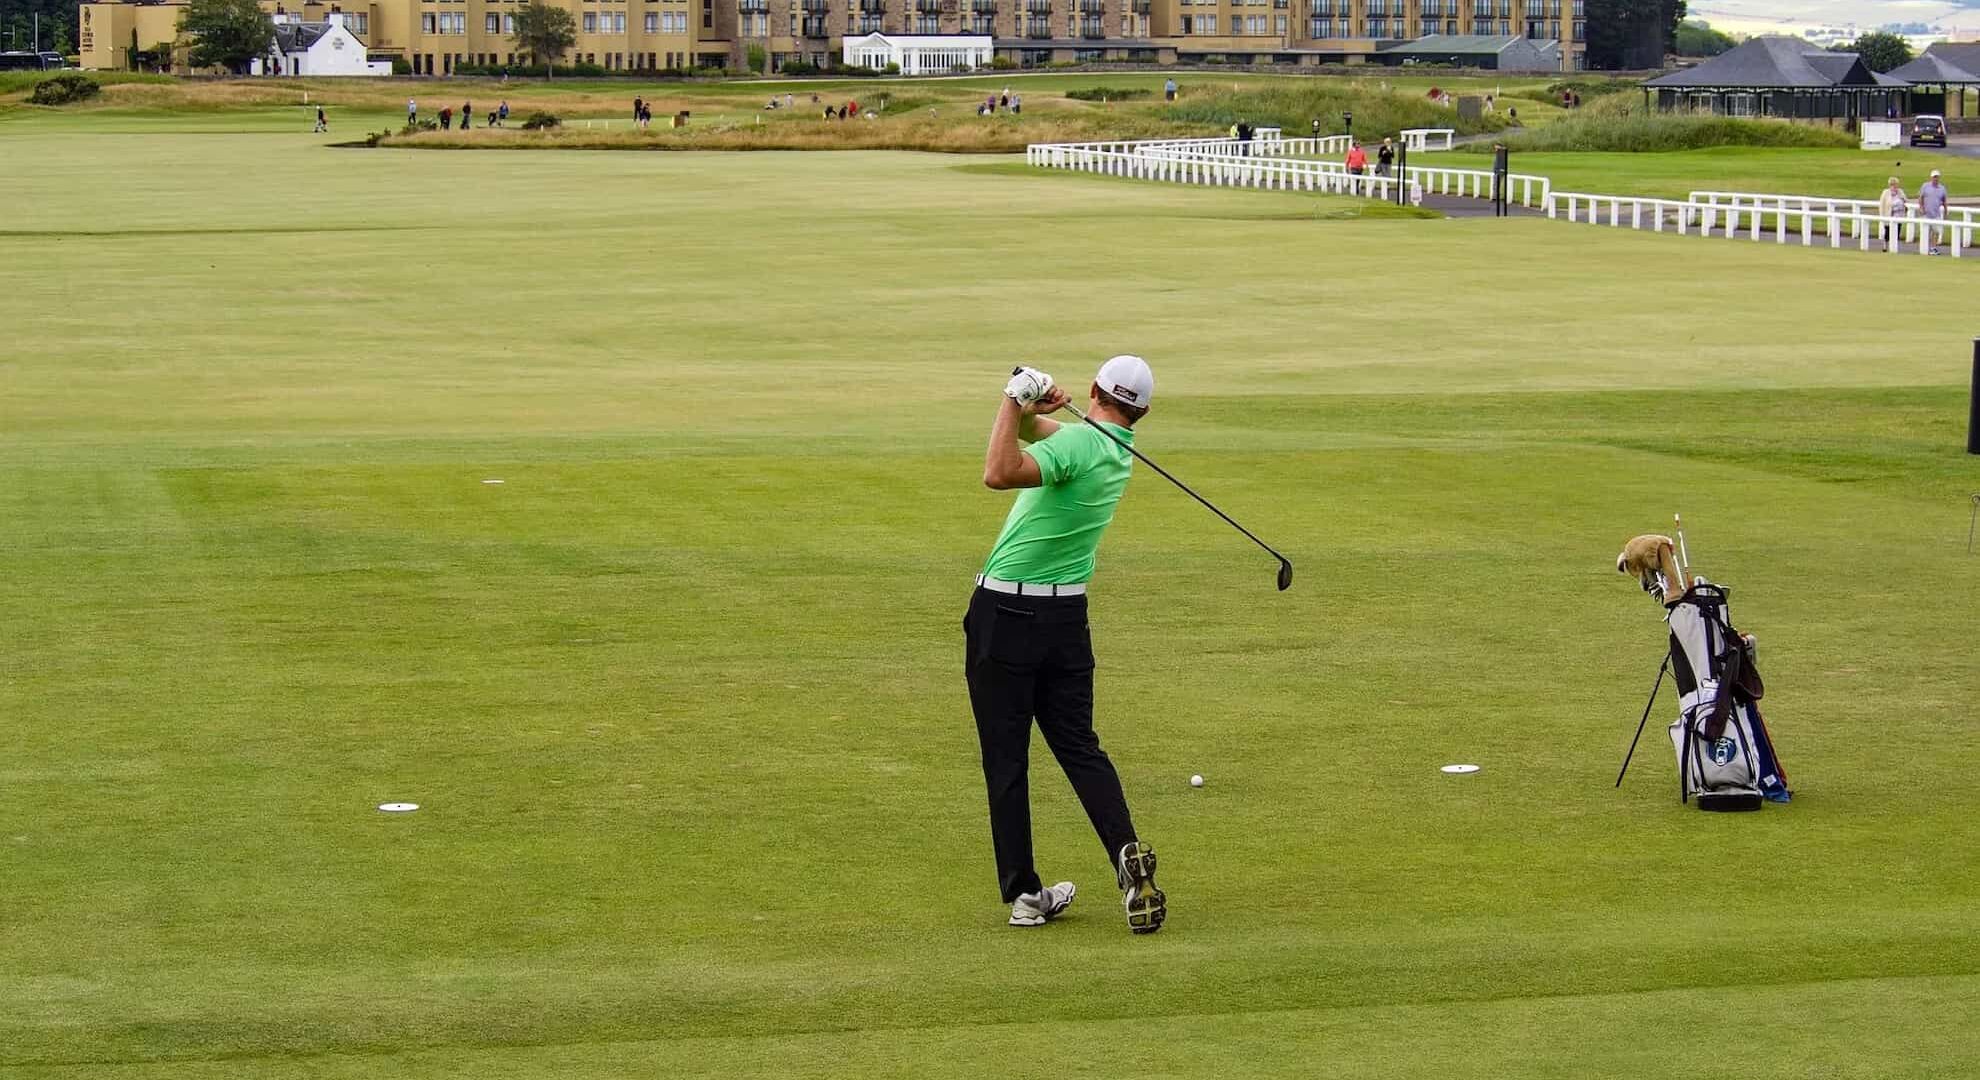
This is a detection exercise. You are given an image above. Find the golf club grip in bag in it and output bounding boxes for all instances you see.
[1665,583,1790,810]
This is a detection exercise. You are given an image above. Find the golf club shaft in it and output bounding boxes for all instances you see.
[1059,401,1289,566]
[1615,655,1669,788]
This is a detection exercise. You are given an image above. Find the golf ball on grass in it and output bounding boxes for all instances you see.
[1189,774,1203,788]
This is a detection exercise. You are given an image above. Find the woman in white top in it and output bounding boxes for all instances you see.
[1877,176,1908,248]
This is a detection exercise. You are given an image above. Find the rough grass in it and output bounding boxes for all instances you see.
[1467,100,1858,153]
[1166,81,1513,137]
[379,108,1196,152]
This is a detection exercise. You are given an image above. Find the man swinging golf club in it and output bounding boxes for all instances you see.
[966,355,1164,934]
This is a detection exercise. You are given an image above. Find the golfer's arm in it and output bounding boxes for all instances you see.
[1018,413,1061,443]
[984,398,1043,490]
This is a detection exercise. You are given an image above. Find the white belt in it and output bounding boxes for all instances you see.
[975,574,1086,597]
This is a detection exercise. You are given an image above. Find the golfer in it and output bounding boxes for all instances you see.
[966,356,1165,934]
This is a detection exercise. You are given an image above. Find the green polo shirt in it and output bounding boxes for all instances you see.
[981,420,1134,585]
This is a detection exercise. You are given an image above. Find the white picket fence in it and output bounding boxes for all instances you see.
[1548,191,1971,256]
[1025,137,1974,259]
[1027,136,1548,207]
[1400,127,1456,151]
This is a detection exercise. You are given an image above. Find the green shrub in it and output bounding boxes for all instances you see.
[520,112,562,130]
[1065,86,1152,101]
[1466,112,1857,153]
[989,55,1018,70]
[28,72,99,106]
[390,57,412,75]
[884,61,900,75]
[779,59,819,75]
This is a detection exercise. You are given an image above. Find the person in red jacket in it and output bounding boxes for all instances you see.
[1345,141,1367,176]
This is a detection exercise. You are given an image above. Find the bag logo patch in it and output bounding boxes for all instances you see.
[1710,737,1738,766]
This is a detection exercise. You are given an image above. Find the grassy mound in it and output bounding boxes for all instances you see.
[1470,103,1857,153]
[1165,82,1512,138]
[379,110,1198,152]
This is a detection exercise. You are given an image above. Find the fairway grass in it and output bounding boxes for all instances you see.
[4,125,1979,1078]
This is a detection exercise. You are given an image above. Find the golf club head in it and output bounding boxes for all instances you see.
[1276,559,1293,591]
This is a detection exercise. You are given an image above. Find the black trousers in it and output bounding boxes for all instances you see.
[964,587,1137,903]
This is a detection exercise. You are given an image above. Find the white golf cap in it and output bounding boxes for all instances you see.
[1931,168,1942,177]
[1096,354,1154,409]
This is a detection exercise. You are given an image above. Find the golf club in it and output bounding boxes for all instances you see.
[1054,395,1294,591]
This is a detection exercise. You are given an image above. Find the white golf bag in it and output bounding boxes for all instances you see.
[1665,582,1790,811]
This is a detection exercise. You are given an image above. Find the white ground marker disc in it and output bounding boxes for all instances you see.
[1440,764,1481,775]
[378,802,420,812]
[481,479,505,485]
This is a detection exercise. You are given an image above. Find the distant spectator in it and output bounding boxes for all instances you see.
[1886,101,1898,120]
[314,105,327,133]
[488,107,498,128]
[1001,87,1010,108]
[847,99,859,117]
[785,92,794,108]
[1345,140,1367,176]
[1011,93,1021,115]
[1572,92,1581,108]
[634,96,645,126]
[987,93,998,113]
[440,106,452,130]
[498,100,510,124]
[1919,169,1949,254]
[461,101,472,128]
[1376,136,1394,176]
[1164,77,1177,102]
[1878,175,1908,248]
[1508,104,1518,125]
[407,98,417,125]
[1237,120,1254,156]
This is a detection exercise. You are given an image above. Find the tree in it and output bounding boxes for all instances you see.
[511,1,576,77]
[1585,0,1684,70]
[1674,18,1734,57]
[181,0,273,73]
[1831,30,1912,74]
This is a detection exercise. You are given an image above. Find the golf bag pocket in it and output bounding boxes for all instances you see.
[1671,681,1758,799]
[1670,684,1789,807]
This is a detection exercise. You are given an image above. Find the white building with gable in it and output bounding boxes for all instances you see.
[840,33,991,76]
[252,11,390,77]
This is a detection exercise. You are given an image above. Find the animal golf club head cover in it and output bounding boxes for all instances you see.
[1617,534,1687,605]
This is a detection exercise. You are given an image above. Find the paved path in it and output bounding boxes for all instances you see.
[1419,193,1536,217]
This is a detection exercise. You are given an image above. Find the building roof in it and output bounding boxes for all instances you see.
[1890,49,1980,85]
[1379,34,1527,56]
[273,21,333,52]
[1644,34,1889,88]
[1922,41,1980,77]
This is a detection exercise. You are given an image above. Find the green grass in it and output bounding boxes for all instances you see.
[1503,145,1974,200]
[4,116,1980,1079]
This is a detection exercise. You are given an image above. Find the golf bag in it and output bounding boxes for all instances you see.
[1665,582,1790,811]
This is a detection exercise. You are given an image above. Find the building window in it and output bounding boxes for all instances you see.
[1275,13,1284,31]
[422,12,436,33]
[616,11,628,29]
[646,11,659,28]
[351,11,368,32]
[704,0,713,27]
[1572,18,1583,36]
[486,13,500,31]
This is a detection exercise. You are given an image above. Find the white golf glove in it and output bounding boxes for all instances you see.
[1005,366,1054,406]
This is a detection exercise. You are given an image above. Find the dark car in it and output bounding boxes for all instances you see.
[1911,114,1947,147]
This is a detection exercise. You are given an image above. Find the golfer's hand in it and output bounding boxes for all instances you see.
[1026,386,1070,415]
[1004,366,1053,407]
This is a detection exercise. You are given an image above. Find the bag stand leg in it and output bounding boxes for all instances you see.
[1615,655,1669,788]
